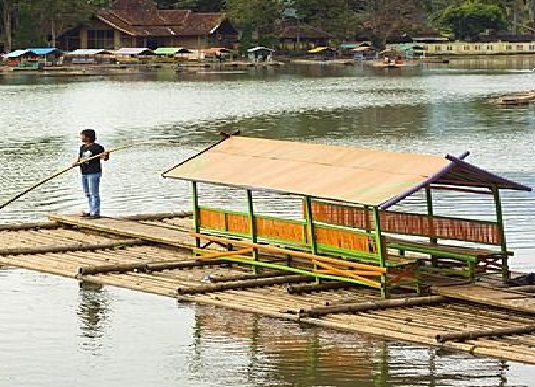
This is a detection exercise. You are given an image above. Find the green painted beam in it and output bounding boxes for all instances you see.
[373,207,388,298]
[246,189,258,273]
[492,186,509,281]
[192,181,200,248]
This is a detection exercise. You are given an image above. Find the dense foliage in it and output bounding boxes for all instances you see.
[1,0,535,52]
[436,1,508,39]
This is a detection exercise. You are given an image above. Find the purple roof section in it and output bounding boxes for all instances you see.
[380,151,531,209]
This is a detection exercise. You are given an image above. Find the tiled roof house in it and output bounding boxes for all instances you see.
[56,0,238,50]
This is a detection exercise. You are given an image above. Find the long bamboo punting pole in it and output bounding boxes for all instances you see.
[0,143,136,211]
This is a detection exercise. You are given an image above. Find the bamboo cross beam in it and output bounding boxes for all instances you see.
[176,274,314,295]
[286,282,359,294]
[299,296,449,318]
[435,324,535,343]
[189,233,387,273]
[0,239,144,256]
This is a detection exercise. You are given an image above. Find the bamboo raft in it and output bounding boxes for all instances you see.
[1,213,535,364]
[3,135,535,365]
[489,90,535,106]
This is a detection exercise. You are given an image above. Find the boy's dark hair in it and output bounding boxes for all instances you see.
[81,129,96,142]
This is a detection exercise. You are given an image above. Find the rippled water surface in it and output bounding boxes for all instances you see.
[1,62,535,386]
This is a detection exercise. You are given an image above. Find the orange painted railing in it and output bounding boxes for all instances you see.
[198,207,376,254]
[310,201,502,245]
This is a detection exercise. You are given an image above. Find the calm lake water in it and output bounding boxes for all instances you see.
[1,60,535,386]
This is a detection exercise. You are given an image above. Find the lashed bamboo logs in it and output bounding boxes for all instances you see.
[78,262,149,276]
[436,325,535,343]
[176,274,314,295]
[0,239,144,256]
[0,222,60,231]
[299,296,449,318]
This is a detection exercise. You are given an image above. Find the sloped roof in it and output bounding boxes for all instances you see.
[5,49,31,58]
[28,48,61,55]
[66,49,113,55]
[114,47,153,55]
[95,0,228,37]
[163,136,530,208]
[153,47,191,55]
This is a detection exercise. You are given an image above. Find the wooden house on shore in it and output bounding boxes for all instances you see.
[55,0,238,51]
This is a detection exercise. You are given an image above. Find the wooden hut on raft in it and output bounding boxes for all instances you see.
[162,136,531,297]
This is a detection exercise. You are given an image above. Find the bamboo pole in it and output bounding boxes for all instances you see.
[78,262,149,276]
[436,325,535,343]
[145,260,232,272]
[299,296,449,318]
[0,143,137,211]
[208,271,289,283]
[190,233,386,273]
[176,274,314,295]
[0,222,60,231]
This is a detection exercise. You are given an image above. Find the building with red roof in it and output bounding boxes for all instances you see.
[55,0,238,51]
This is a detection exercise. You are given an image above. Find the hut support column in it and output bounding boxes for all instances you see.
[426,188,438,267]
[304,196,319,282]
[373,207,388,298]
[246,189,258,273]
[192,181,200,249]
[492,186,509,281]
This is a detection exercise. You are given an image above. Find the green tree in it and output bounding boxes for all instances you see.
[226,0,284,47]
[437,1,507,39]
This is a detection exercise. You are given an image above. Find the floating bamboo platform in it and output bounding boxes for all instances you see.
[2,212,535,365]
[489,90,535,106]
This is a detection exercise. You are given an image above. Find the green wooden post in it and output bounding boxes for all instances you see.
[191,181,200,249]
[304,196,319,282]
[373,207,388,298]
[492,186,509,281]
[304,196,318,255]
[246,189,258,273]
[426,187,438,267]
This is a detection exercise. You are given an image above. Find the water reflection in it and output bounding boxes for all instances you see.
[189,306,517,387]
[77,281,111,351]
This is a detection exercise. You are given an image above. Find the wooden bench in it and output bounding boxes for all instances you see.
[386,238,512,281]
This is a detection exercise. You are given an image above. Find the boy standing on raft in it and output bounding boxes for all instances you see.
[75,129,109,218]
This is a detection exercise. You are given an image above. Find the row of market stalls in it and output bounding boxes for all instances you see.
[0,47,248,67]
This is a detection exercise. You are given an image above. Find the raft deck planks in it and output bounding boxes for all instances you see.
[2,214,535,364]
[434,284,535,314]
